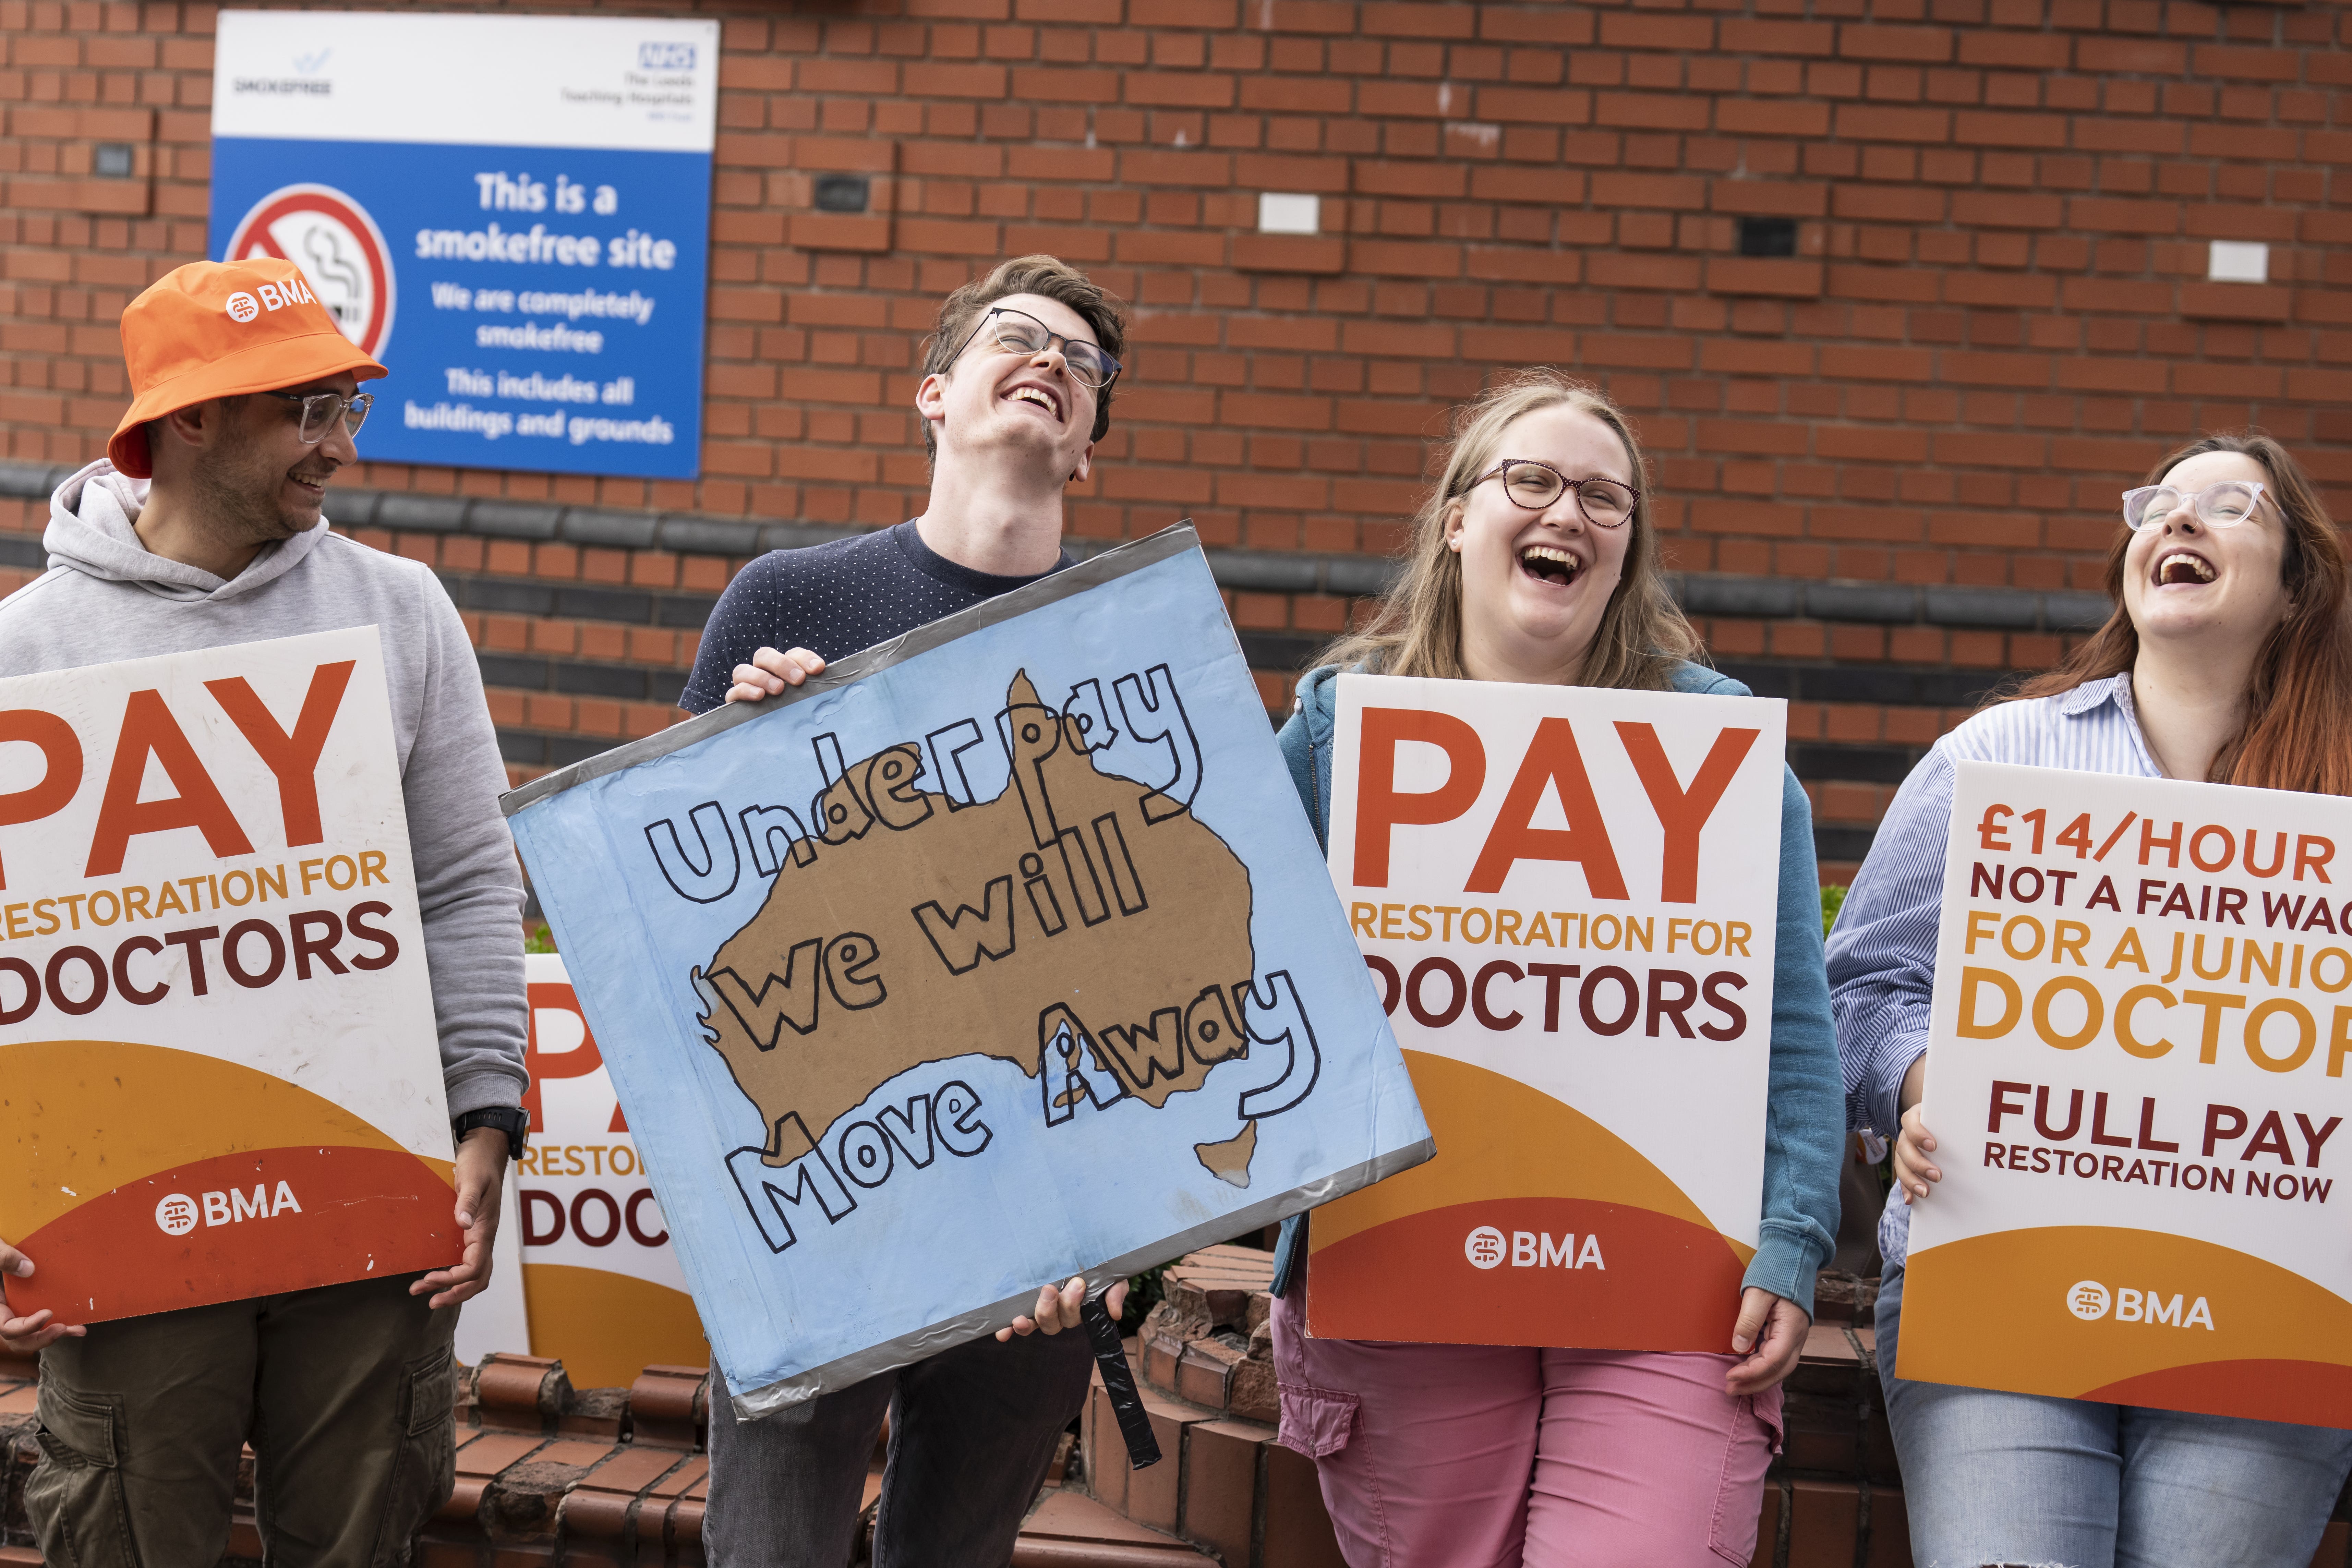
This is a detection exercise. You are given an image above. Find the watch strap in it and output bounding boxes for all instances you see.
[454,1106,528,1161]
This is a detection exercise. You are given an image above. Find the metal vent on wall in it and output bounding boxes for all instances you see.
[813,174,870,214]
[1737,217,1797,257]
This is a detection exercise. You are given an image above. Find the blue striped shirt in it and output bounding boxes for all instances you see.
[1824,672,2161,1268]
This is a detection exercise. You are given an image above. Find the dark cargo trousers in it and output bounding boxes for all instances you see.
[27,1273,458,1568]
[706,1325,1093,1567]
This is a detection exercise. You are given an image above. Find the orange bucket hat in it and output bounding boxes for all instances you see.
[108,257,388,478]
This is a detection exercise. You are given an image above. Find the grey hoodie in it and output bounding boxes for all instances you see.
[1,460,525,1116]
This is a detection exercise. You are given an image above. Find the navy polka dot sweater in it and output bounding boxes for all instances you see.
[678,520,1072,714]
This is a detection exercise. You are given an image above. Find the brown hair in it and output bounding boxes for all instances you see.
[919,255,1126,458]
[2010,433,2352,794]
[1320,368,1701,689]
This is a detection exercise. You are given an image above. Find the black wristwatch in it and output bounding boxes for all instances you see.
[453,1106,530,1162]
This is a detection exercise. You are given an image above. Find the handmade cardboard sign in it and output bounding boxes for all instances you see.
[503,527,1431,1418]
[1901,761,2352,1428]
[512,952,706,1387]
[1306,673,1787,1349]
[0,629,456,1325]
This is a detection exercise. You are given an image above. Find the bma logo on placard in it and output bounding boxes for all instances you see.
[1465,1225,1606,1271]
[2066,1280,2111,1319]
[154,1183,302,1235]
[224,182,395,358]
[155,1192,200,1237]
[2065,1278,2215,1330]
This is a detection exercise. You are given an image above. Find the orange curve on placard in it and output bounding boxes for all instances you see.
[7,1143,460,1324]
[1901,1227,2352,1429]
[0,1038,450,1239]
[2081,1361,2352,1428]
[521,1263,708,1391]
[1307,1049,1753,1263]
[1306,1194,1749,1349]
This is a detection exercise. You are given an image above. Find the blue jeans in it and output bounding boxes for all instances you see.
[1876,1259,2352,1568]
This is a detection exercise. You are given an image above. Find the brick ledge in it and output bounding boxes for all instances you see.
[0,460,2109,633]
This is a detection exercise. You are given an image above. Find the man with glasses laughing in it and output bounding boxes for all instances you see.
[2,257,527,1566]
[678,255,1133,1566]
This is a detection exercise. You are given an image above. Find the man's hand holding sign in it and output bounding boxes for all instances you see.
[417,1125,514,1311]
[0,1241,81,1354]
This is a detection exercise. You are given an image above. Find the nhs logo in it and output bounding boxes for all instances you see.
[638,42,696,70]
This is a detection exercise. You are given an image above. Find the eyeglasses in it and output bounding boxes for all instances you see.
[949,307,1121,391]
[1469,460,1639,528]
[261,389,372,444]
[2121,480,2267,531]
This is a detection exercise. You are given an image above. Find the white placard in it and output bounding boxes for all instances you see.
[1903,760,2352,1428]
[213,12,721,152]
[0,629,455,1326]
[1306,673,1787,1348]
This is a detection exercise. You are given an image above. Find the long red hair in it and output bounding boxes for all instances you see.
[2010,433,2352,796]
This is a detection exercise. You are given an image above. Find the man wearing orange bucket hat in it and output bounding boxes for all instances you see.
[0,257,527,1563]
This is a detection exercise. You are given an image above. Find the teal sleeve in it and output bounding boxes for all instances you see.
[1744,764,1845,1320]
[1269,708,1320,1296]
[1274,708,1322,848]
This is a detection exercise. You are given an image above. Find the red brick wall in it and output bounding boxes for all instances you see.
[4,0,2348,870]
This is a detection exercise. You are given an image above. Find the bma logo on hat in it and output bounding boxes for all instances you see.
[225,292,261,323]
[224,181,395,357]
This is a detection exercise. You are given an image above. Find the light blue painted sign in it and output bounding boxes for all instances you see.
[504,530,1432,1418]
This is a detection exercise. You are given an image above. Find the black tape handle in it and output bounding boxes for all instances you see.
[1080,1291,1161,1470]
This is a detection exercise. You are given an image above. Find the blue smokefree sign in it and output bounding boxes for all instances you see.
[208,12,718,481]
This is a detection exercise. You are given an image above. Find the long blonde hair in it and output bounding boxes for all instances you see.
[1322,368,1702,689]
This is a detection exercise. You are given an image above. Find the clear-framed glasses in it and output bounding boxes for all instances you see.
[1469,459,1639,528]
[260,389,373,444]
[950,307,1121,390]
[2121,480,2266,531]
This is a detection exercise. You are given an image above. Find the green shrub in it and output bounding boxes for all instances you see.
[1821,884,1848,937]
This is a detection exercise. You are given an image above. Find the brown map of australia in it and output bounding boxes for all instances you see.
[694,673,1263,1185]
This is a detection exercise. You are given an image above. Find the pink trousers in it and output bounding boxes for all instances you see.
[1271,1288,1782,1568]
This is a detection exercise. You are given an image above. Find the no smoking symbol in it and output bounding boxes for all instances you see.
[224,182,395,358]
